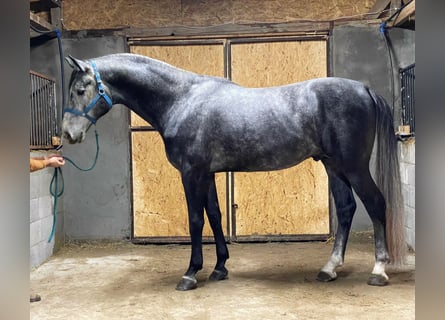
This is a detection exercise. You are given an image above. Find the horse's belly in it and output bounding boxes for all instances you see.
[209,142,312,172]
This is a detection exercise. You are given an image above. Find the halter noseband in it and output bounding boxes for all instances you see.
[64,61,113,124]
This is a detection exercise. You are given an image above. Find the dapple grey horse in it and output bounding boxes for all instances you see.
[62,53,405,291]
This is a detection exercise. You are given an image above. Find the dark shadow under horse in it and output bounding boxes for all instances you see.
[62,53,405,291]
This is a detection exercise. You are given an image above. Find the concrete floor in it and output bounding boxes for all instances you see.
[30,232,415,320]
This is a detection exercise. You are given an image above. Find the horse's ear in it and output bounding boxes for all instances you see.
[65,55,89,72]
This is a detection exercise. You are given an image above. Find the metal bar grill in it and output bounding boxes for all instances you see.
[400,63,415,134]
[30,70,58,149]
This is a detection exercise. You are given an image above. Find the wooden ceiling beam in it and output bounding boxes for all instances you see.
[30,11,53,31]
[388,0,415,27]
[367,0,391,19]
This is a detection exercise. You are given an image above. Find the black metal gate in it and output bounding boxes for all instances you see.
[30,70,58,149]
[400,63,415,135]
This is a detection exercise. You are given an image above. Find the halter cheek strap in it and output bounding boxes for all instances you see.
[64,61,113,124]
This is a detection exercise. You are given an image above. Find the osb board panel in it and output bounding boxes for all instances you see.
[62,0,376,30]
[231,40,327,87]
[231,40,329,236]
[63,0,181,30]
[234,162,329,235]
[132,131,227,237]
[230,0,375,24]
[129,44,224,127]
[131,44,225,237]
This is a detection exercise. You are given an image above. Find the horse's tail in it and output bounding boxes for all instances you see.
[369,89,406,266]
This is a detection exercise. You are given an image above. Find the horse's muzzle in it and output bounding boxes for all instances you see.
[62,128,85,144]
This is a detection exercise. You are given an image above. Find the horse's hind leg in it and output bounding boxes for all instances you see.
[317,168,356,282]
[347,169,390,286]
[205,174,229,281]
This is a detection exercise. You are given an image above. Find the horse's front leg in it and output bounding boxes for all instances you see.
[175,170,208,291]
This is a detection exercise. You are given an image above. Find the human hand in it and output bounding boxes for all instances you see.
[45,155,65,167]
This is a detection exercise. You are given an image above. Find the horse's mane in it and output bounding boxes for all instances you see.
[97,53,232,85]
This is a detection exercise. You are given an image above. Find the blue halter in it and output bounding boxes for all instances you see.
[64,61,113,124]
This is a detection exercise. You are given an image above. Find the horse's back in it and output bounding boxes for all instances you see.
[165,77,377,172]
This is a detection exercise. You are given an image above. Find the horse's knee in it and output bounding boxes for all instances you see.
[189,216,205,232]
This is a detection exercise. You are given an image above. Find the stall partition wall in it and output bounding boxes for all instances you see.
[130,38,329,242]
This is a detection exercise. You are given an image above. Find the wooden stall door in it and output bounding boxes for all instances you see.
[230,40,330,239]
[130,44,227,240]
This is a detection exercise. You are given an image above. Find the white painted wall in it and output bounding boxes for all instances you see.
[400,139,415,250]
[30,151,64,269]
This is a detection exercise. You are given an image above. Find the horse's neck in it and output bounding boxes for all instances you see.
[100,56,194,131]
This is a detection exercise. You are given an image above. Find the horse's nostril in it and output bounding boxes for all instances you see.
[62,129,85,144]
[62,131,70,140]
[62,130,76,143]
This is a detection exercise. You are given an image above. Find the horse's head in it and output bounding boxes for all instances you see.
[62,55,113,144]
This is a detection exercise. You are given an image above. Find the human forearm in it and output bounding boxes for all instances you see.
[30,155,65,172]
[30,158,46,172]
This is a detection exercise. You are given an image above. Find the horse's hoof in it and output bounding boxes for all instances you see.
[209,268,228,281]
[175,276,198,291]
[316,271,337,282]
[367,274,389,286]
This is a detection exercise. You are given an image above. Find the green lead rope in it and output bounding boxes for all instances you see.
[63,129,100,172]
[48,167,64,242]
[47,129,100,242]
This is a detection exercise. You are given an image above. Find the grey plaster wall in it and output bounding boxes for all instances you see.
[330,25,415,234]
[60,36,131,240]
